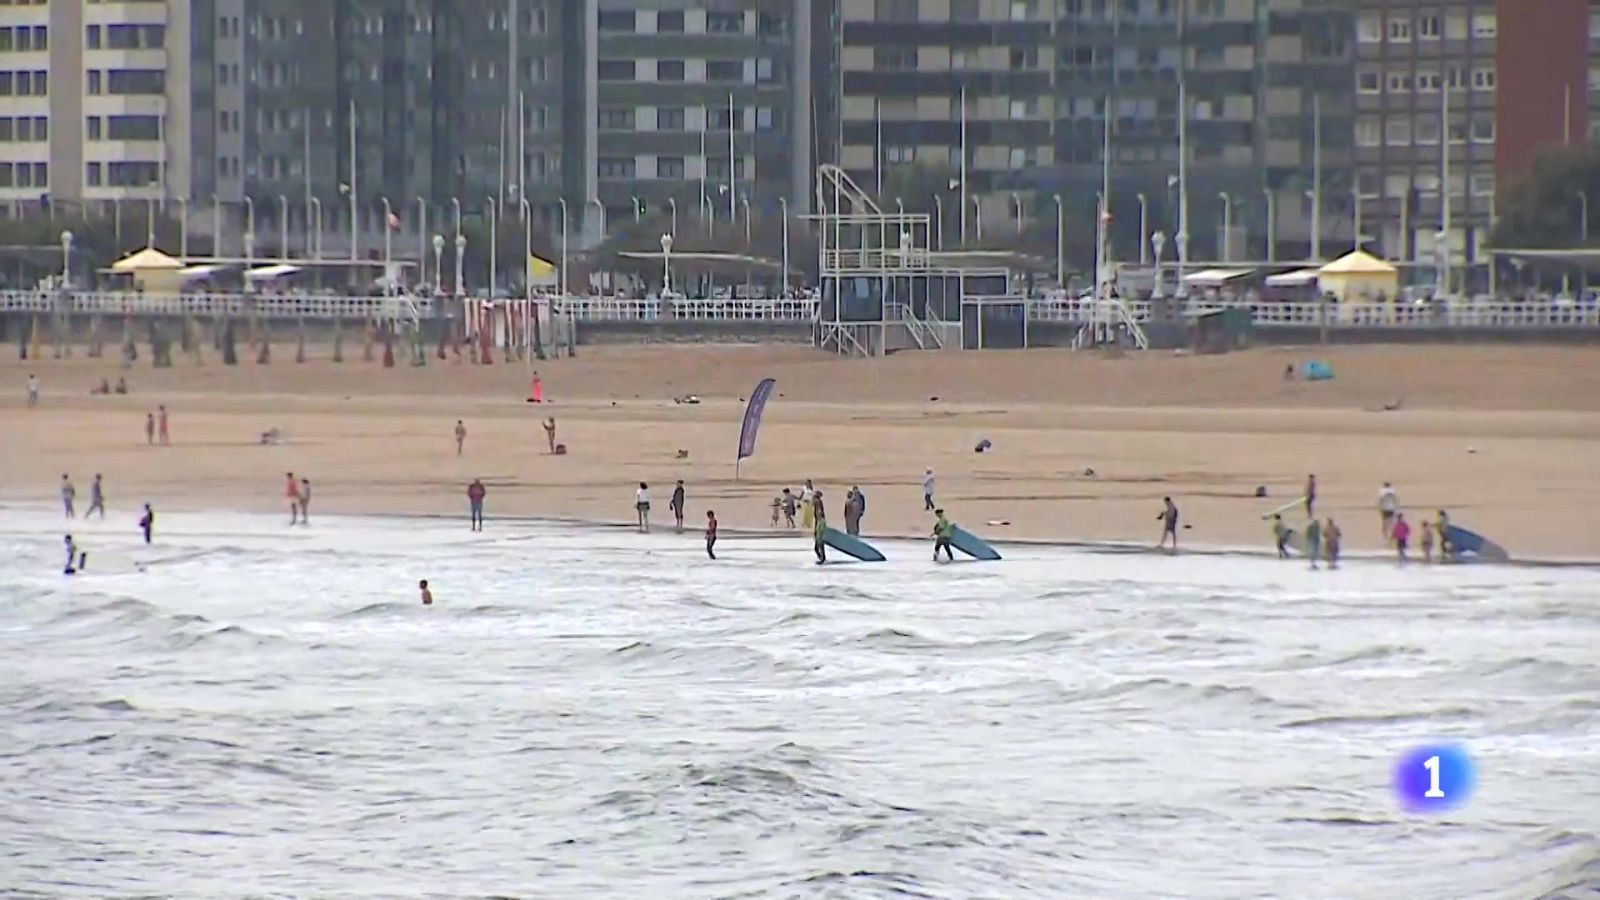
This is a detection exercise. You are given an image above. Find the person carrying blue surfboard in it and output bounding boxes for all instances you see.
[932,509,956,563]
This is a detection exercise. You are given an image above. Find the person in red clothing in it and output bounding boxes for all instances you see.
[705,509,719,560]
[1391,512,1411,565]
[285,472,301,525]
[467,479,487,532]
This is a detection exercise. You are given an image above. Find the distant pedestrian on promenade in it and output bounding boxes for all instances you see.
[467,479,486,531]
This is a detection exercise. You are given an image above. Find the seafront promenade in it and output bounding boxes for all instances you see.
[2,289,1599,333]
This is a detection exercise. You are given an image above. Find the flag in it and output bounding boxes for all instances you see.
[737,378,777,463]
[387,210,401,230]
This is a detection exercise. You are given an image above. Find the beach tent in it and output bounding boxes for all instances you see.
[1264,268,1321,288]
[1181,268,1254,288]
[109,246,185,292]
[245,264,302,282]
[1316,251,1398,304]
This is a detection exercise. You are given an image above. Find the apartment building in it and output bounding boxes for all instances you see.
[1354,0,1600,286]
[832,0,1354,260]
[0,0,193,214]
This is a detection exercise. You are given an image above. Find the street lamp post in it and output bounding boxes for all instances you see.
[520,199,532,296]
[660,232,673,295]
[558,198,569,304]
[381,197,394,293]
[1173,230,1189,300]
[1218,192,1231,262]
[740,194,751,245]
[1052,194,1065,288]
[933,194,944,250]
[1580,191,1590,244]
[1151,231,1167,299]
[1010,192,1023,235]
[311,198,323,260]
[631,196,642,222]
[178,198,189,260]
[972,197,983,242]
[278,194,289,261]
[1136,193,1148,264]
[778,197,790,294]
[454,235,467,297]
[590,197,605,244]
[211,193,222,258]
[244,196,256,287]
[486,196,498,296]
[60,230,72,289]
[432,235,444,296]
[1263,187,1276,262]
[667,197,677,237]
[416,196,428,289]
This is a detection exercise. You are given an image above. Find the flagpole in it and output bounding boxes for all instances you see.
[959,86,968,245]
[348,98,358,263]
[699,130,708,224]
[728,92,736,226]
[497,106,507,220]
[875,96,883,197]
[303,106,313,256]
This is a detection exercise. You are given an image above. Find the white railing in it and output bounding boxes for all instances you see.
[563,296,819,322]
[0,290,435,321]
[1027,298,1600,329]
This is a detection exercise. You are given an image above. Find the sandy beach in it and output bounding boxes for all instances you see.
[4,342,1600,559]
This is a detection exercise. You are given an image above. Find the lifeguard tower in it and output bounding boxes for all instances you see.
[809,165,1015,356]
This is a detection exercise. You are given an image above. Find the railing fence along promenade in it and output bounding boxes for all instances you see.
[3,290,1598,330]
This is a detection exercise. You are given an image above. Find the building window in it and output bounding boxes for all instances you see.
[706,12,743,33]
[1471,117,1495,143]
[1386,119,1411,145]
[0,119,10,141]
[599,107,635,130]
[1388,17,1411,43]
[1386,72,1411,93]
[1418,15,1440,39]
[1416,71,1441,93]
[1357,14,1381,43]
[876,0,918,21]
[1356,118,1380,147]
[598,10,634,32]
[108,69,165,95]
[598,59,635,81]
[657,60,684,82]
[1357,70,1380,93]
[658,156,685,179]
[1416,118,1440,145]
[598,157,636,179]
[886,145,915,163]
[1358,171,1380,199]
[706,59,742,82]
[873,47,915,70]
[1010,0,1039,21]
[658,107,685,130]
[1009,47,1039,70]
[1472,68,1495,91]
[1472,13,1496,38]
[709,107,744,130]
[657,10,685,32]
[1471,172,1494,196]
[86,163,103,187]
[1589,66,1600,92]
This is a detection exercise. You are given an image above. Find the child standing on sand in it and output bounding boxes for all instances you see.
[298,478,312,524]
[671,480,686,532]
[781,489,797,528]
[1420,520,1435,563]
[145,413,156,445]
[770,495,782,527]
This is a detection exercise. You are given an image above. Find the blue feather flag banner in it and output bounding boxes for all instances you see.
[737,378,777,462]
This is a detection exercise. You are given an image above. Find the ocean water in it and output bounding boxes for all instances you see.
[2,509,1598,900]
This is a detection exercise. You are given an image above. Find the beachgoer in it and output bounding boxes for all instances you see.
[923,468,936,511]
[844,488,861,537]
[64,535,78,574]
[932,509,955,562]
[467,479,487,531]
[61,475,76,519]
[1391,513,1411,564]
[781,488,797,529]
[298,478,312,524]
[145,412,156,446]
[635,482,651,533]
[800,480,816,530]
[87,474,106,519]
[1324,518,1342,569]
[1304,517,1323,570]
[455,420,467,456]
[158,405,170,445]
[114,377,128,395]
[770,496,782,527]
[671,480,686,532]
[139,504,154,543]
[26,374,40,407]
[705,510,718,560]
[1304,474,1317,517]
[544,417,557,454]
[852,485,866,533]
[92,378,110,395]
[1377,482,1398,539]
[286,472,301,525]
[1435,510,1452,560]
[1271,514,1290,558]
[812,495,828,565]
[1157,497,1179,551]
[420,579,434,606]
[1420,520,1435,563]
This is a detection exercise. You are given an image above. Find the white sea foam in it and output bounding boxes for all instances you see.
[2,508,1598,899]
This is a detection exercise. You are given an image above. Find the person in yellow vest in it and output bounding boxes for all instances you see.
[932,509,956,563]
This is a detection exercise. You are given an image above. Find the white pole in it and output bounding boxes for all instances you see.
[1440,80,1451,293]
[519,91,527,218]
[1100,96,1112,293]
[303,106,313,256]
[699,130,708,223]
[381,197,393,292]
[417,196,427,288]
[212,194,221,259]
[1137,193,1148,264]
[559,198,568,302]
[1218,192,1230,262]
[521,198,532,296]
[1176,73,1189,299]
[1053,194,1064,287]
[959,86,968,245]
[779,196,789,292]
[278,194,288,260]
[728,92,736,225]
[1311,94,1322,262]
[1264,187,1276,262]
[497,106,507,220]
[1353,185,1362,251]
[487,197,498,296]
[874,96,883,197]
[349,98,359,263]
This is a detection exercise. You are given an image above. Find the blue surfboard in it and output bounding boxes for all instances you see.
[820,526,886,562]
[1443,524,1509,563]
[948,525,1001,561]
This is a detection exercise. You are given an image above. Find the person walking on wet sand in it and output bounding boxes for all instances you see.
[811,493,828,564]
[1156,497,1180,552]
[1304,517,1323,571]
[1324,518,1342,569]
[923,468,936,511]
[285,472,301,525]
[467,478,486,531]
[800,479,816,530]
[1271,514,1290,558]
[86,474,106,520]
[705,509,719,560]
[61,475,76,519]
[670,480,686,532]
[1391,513,1411,565]
[158,405,171,445]
[455,420,467,456]
[781,488,797,529]
[1377,482,1399,539]
[635,482,652,533]
[145,412,156,446]
[544,417,557,454]
[298,478,312,525]
[932,509,956,563]
[1303,474,1317,517]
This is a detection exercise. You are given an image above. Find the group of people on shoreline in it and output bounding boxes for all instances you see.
[1270,478,1460,566]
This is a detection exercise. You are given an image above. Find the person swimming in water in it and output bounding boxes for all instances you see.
[419,579,433,606]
